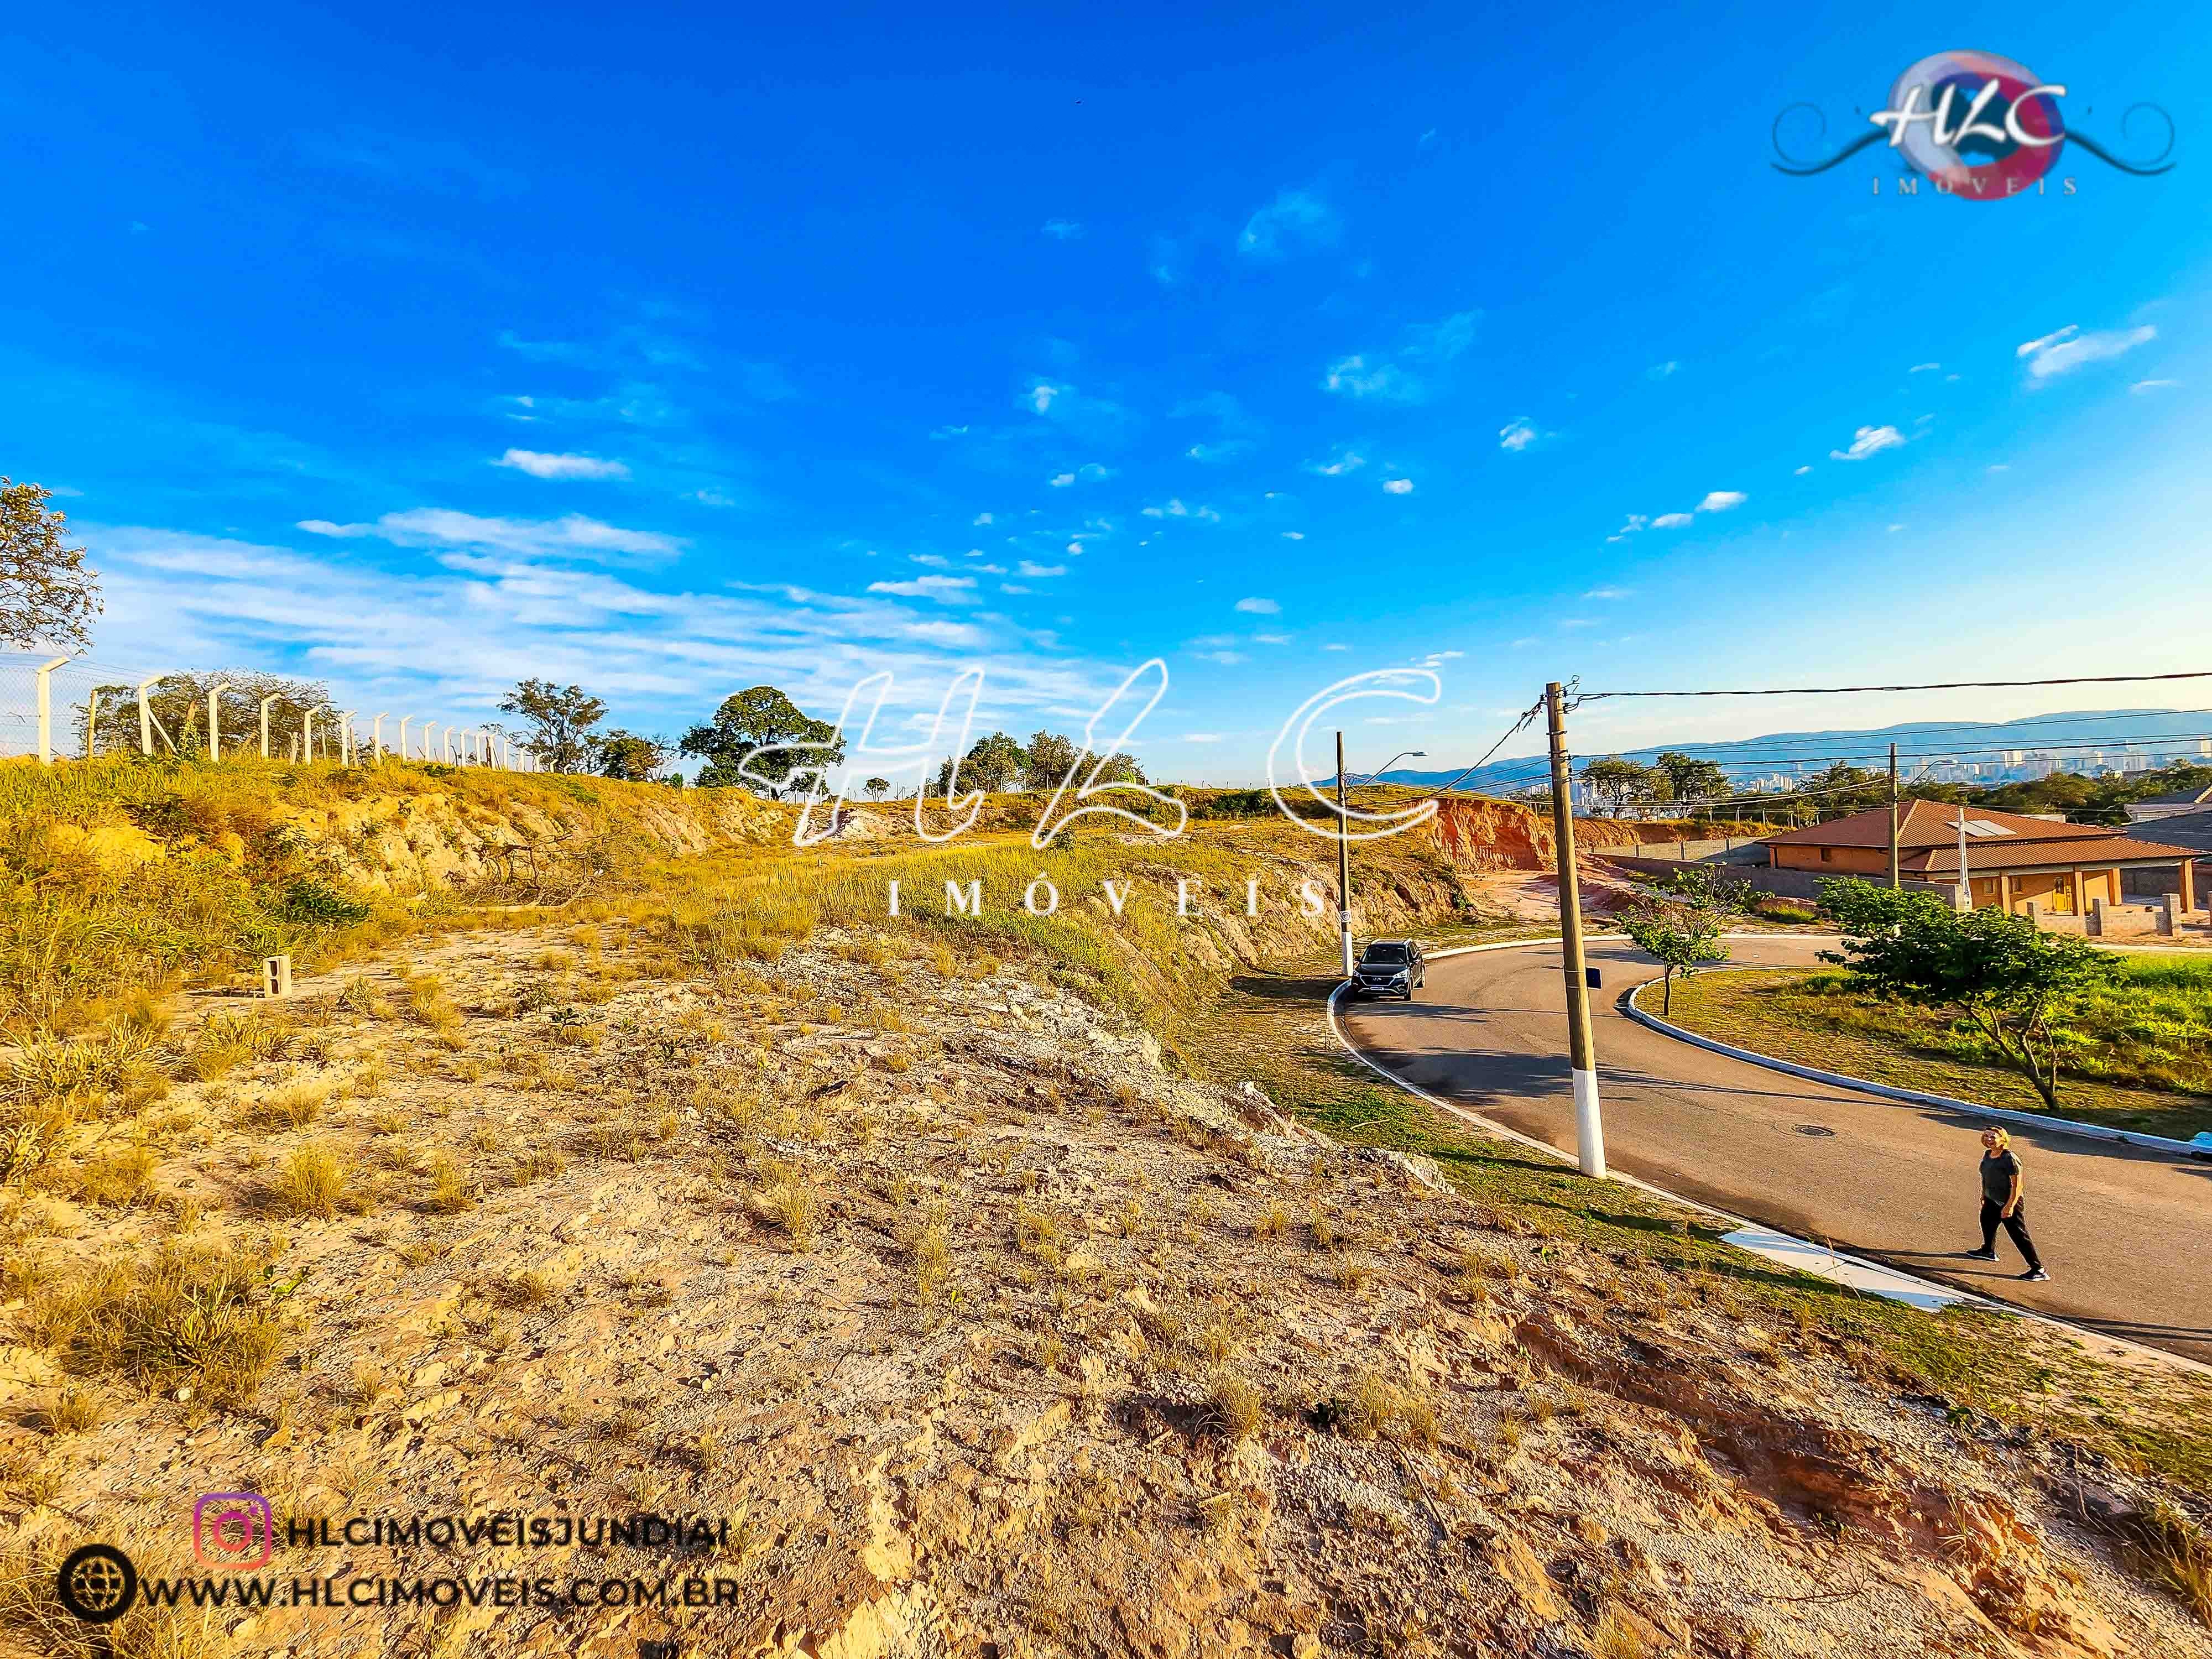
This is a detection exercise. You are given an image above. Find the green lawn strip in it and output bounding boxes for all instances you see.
[1663,967,2212,1140]
[1193,963,2212,1499]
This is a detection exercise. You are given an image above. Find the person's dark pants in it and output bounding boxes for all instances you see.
[1980,1199,2043,1272]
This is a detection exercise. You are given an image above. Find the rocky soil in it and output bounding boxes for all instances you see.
[5,908,2208,1658]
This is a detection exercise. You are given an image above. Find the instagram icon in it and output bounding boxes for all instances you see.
[192,1493,273,1569]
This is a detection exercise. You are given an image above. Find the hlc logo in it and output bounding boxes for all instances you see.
[1772,49,2175,200]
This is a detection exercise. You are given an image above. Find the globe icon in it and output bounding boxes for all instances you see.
[57,1545,137,1625]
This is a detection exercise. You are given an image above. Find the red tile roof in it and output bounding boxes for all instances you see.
[1761,800,2117,850]
[1904,835,2203,874]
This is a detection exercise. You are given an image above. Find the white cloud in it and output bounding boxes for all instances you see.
[1140,498,1218,521]
[1615,514,1648,534]
[929,425,969,440]
[1322,354,1412,400]
[1302,447,1366,476]
[1195,650,1246,665]
[1322,643,1348,651]
[1237,189,1338,258]
[1908,362,1941,374]
[1651,513,1693,528]
[1000,583,1031,594]
[1829,425,1905,462]
[1017,561,1066,578]
[1584,586,1631,600]
[1185,441,1253,463]
[910,554,951,568]
[1042,219,1083,240]
[1235,597,1280,614]
[1499,417,1538,452]
[866,575,978,602]
[2018,324,2156,381]
[298,508,679,560]
[1381,478,1413,494]
[1183,733,1224,743]
[1647,360,1678,380]
[687,488,736,507]
[1988,463,2011,473]
[1282,531,1305,540]
[1696,491,1746,513]
[973,513,993,525]
[1078,462,1114,481]
[1253,633,1290,645]
[1886,523,1905,532]
[2132,378,2178,393]
[1049,472,1075,487]
[493,448,630,481]
[1028,382,1063,414]
[1793,465,1812,476]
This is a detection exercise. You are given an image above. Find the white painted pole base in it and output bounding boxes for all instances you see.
[1572,1066,1606,1177]
[1339,918,1355,978]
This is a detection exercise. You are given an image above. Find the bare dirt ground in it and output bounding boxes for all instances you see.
[6,914,2212,1657]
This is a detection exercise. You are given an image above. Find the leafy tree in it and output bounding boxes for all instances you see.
[1816,877,2122,1108]
[1815,876,1949,936]
[596,730,675,782]
[1580,757,1656,816]
[1650,751,1731,808]
[1663,862,1753,916]
[863,776,891,800]
[1621,902,1728,1015]
[500,679,608,774]
[1,478,101,651]
[1801,760,1890,813]
[1024,730,1080,792]
[680,685,843,795]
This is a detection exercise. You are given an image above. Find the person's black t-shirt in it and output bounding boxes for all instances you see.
[1980,1149,2022,1205]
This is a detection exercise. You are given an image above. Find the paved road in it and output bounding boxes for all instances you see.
[1338,936,2212,1363]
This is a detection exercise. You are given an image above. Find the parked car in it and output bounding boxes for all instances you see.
[1350,938,1425,999]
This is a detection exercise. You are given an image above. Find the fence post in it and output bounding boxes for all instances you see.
[136,678,159,755]
[442,726,453,765]
[399,716,414,761]
[259,695,278,759]
[338,712,356,765]
[207,682,230,761]
[34,656,70,765]
[372,713,387,760]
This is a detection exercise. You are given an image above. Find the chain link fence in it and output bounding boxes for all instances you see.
[0,651,532,769]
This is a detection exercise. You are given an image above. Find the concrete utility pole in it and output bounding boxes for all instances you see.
[372,714,388,759]
[1888,742,1901,890]
[34,656,70,766]
[1545,681,1606,1178]
[259,695,279,760]
[1334,729,1355,977]
[338,712,356,765]
[208,683,230,761]
[399,716,414,761]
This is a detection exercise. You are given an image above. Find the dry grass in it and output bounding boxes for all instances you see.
[22,1241,286,1406]
[271,1143,348,1217]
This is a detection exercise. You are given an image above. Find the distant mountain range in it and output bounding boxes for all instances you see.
[1343,708,2212,795]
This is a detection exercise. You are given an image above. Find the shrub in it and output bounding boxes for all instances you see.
[278,878,371,928]
[273,1145,347,1217]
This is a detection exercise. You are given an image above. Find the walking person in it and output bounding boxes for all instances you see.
[1967,1126,2048,1281]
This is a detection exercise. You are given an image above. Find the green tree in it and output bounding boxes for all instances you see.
[1024,730,1080,792]
[1620,902,1728,1015]
[596,730,674,782]
[863,776,891,800]
[1816,877,2122,1108]
[1,478,101,651]
[680,685,843,795]
[500,679,608,774]
[1650,751,1731,808]
[959,731,1027,792]
[1801,760,1890,813]
[1580,757,1656,816]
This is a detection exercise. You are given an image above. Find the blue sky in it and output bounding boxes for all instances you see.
[3,1,2204,783]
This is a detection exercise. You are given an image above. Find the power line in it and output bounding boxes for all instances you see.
[1580,670,2212,700]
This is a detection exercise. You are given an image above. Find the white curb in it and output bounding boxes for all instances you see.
[1623,974,2211,1161]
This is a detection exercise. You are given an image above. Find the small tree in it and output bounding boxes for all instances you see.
[680,685,843,795]
[1580,757,1656,816]
[596,730,674,782]
[1817,878,2122,1108]
[1024,730,1079,792]
[863,776,891,800]
[1621,902,1728,1015]
[959,731,1027,793]
[499,679,608,774]
[1650,751,1731,810]
[1,478,101,651]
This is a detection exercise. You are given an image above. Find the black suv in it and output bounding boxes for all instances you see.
[1350,939,1425,1000]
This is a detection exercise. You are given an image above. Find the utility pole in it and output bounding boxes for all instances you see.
[1334,729,1355,978]
[1545,682,1606,1178]
[1954,802,1971,911]
[1888,742,1901,890]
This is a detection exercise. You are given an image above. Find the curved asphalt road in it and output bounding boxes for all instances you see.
[1339,936,2212,1363]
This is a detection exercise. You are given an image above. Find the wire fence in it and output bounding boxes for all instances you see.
[0,651,535,770]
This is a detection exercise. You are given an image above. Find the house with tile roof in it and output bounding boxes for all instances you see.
[1759,800,2201,915]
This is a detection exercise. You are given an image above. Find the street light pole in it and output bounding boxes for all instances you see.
[1545,681,1606,1178]
[1888,742,1901,891]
